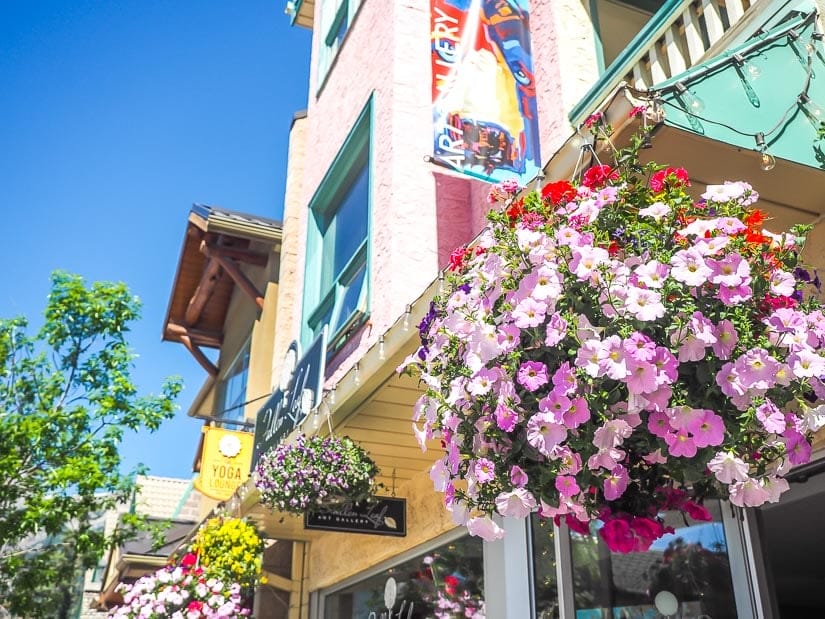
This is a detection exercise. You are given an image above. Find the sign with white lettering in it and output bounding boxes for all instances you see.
[251,327,327,470]
[304,497,407,537]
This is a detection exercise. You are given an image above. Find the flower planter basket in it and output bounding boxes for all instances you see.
[404,132,825,552]
[254,433,380,515]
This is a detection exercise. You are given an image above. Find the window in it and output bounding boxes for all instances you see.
[321,534,485,618]
[317,0,363,85]
[303,98,372,350]
[216,340,250,424]
[532,500,739,619]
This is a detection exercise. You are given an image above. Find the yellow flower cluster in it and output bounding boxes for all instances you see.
[189,517,264,590]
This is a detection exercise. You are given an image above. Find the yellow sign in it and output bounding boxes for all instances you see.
[194,426,254,501]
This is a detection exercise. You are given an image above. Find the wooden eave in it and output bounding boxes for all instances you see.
[161,205,282,374]
[289,0,315,29]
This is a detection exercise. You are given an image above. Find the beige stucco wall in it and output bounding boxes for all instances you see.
[307,469,458,591]
[271,115,309,388]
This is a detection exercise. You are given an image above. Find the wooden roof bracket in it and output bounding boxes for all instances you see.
[178,331,218,377]
[201,241,265,311]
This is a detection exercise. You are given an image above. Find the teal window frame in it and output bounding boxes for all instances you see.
[317,0,364,90]
[302,96,373,352]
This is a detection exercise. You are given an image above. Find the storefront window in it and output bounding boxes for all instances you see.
[532,518,560,619]
[532,501,738,619]
[322,535,485,618]
[570,501,737,619]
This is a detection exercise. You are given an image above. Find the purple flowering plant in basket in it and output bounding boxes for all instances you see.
[402,131,825,553]
[254,433,380,515]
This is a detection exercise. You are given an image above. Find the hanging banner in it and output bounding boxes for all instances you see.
[430,0,541,183]
[194,426,254,501]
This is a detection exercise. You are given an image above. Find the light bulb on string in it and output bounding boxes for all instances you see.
[733,53,761,81]
[799,93,825,125]
[674,82,705,114]
[755,132,776,171]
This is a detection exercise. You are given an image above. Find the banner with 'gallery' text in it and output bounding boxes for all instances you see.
[430,0,541,183]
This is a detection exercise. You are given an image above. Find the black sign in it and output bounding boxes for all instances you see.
[251,327,327,470]
[304,497,407,537]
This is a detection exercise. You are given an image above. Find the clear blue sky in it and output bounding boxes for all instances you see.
[0,1,311,478]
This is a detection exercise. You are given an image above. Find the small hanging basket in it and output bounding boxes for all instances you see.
[254,433,380,515]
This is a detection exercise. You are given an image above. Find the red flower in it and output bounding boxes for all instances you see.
[506,198,525,223]
[180,553,198,568]
[683,500,712,522]
[745,209,765,230]
[444,574,460,596]
[649,167,690,192]
[581,165,619,189]
[448,246,469,272]
[187,601,204,612]
[541,180,577,205]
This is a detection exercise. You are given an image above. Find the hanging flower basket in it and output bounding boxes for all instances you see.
[109,554,250,618]
[404,132,825,552]
[110,517,262,618]
[254,433,380,515]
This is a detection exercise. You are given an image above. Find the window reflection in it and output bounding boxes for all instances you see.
[570,501,737,619]
[531,517,559,619]
[323,535,485,618]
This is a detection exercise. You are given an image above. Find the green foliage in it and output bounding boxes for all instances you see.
[0,271,182,618]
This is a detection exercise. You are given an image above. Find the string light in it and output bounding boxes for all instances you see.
[674,82,706,113]
[755,132,776,171]
[733,53,762,81]
[378,334,386,360]
[353,362,361,386]
[627,11,822,173]
[402,304,412,331]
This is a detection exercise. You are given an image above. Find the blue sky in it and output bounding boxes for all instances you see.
[0,1,311,478]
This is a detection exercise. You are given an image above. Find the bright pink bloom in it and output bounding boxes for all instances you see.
[665,427,698,457]
[603,465,629,500]
[472,458,496,483]
[647,411,671,438]
[526,413,567,455]
[564,397,591,428]
[556,475,581,497]
[599,518,635,552]
[683,501,712,521]
[517,360,549,392]
[783,430,812,465]
[688,410,726,447]
[756,399,786,434]
[551,361,578,394]
[625,358,659,394]
[712,319,738,359]
[539,390,572,423]
[510,465,528,487]
[494,402,518,432]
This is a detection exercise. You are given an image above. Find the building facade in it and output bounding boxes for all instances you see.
[170,0,825,617]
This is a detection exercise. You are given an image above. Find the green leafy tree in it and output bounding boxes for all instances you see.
[0,271,182,618]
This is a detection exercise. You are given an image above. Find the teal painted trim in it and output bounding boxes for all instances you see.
[568,0,685,124]
[301,94,375,348]
[289,0,304,26]
[654,10,815,90]
[590,0,606,75]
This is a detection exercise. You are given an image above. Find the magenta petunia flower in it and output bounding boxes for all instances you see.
[517,360,549,392]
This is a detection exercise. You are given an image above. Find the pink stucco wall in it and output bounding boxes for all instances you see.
[294,0,573,382]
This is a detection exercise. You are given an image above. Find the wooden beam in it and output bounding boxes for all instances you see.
[179,333,218,377]
[201,242,269,267]
[184,257,223,326]
[165,322,223,348]
[202,243,265,311]
[261,570,292,593]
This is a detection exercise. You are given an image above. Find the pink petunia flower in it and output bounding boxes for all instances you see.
[603,465,629,500]
[517,360,549,392]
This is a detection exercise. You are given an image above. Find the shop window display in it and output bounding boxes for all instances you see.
[322,535,484,618]
[532,501,738,619]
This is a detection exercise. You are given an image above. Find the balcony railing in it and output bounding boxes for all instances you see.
[569,0,760,125]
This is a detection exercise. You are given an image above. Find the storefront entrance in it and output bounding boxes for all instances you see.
[759,468,825,617]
